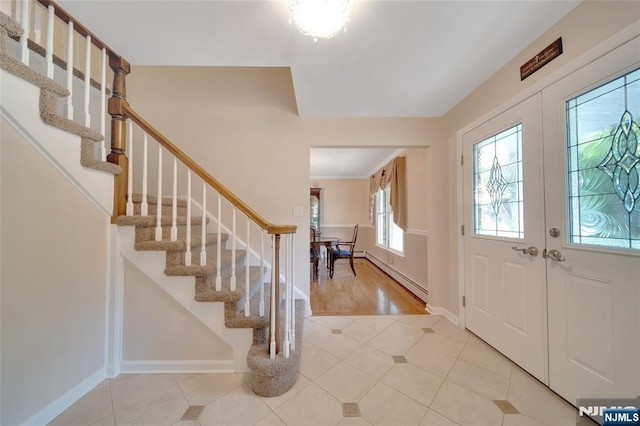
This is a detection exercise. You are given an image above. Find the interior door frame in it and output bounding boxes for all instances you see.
[456,21,640,330]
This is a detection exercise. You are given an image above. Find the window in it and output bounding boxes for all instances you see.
[376,187,403,253]
[566,67,640,249]
[473,124,525,239]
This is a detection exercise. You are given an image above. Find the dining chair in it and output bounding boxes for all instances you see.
[310,226,320,278]
[329,224,359,278]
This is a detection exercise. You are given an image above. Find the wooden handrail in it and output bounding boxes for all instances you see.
[122,103,296,235]
[35,0,120,59]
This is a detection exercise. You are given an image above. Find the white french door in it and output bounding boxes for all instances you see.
[462,94,548,383]
[542,36,640,403]
[463,34,640,407]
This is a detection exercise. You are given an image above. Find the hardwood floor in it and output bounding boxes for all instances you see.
[310,257,427,316]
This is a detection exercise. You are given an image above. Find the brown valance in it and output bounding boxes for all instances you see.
[369,156,407,231]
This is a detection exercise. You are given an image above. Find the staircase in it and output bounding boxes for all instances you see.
[0,1,302,402]
[117,195,304,397]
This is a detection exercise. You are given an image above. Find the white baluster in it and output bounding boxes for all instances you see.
[83,35,91,128]
[170,157,177,241]
[155,147,163,241]
[65,21,74,119]
[125,120,134,216]
[290,234,296,351]
[99,47,107,159]
[230,207,236,291]
[30,0,39,43]
[185,171,192,266]
[200,182,207,266]
[11,0,18,21]
[259,231,265,317]
[284,234,291,358]
[141,133,149,215]
[244,219,250,317]
[19,0,29,65]
[45,4,54,78]
[269,236,276,359]
[215,194,221,291]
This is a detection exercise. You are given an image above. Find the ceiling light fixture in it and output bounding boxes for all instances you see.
[288,0,356,41]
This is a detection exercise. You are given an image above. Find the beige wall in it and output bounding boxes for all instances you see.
[122,259,232,361]
[439,1,640,315]
[127,67,441,300]
[405,148,429,232]
[314,178,369,227]
[1,119,109,425]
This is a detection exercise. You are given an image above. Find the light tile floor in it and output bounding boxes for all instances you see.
[49,315,595,426]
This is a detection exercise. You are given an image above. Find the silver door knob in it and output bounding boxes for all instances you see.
[543,249,566,262]
[512,246,539,257]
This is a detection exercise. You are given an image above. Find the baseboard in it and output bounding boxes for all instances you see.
[120,360,235,374]
[21,367,106,426]
[365,253,428,306]
[426,304,460,326]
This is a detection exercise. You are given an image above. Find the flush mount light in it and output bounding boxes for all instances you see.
[288,0,356,41]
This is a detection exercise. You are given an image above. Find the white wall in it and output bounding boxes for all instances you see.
[122,259,232,362]
[1,119,109,425]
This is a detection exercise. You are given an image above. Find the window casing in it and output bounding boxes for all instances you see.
[376,187,403,253]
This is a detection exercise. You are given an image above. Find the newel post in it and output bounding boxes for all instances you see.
[107,55,131,222]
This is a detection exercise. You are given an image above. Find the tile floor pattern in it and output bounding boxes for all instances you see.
[49,315,594,426]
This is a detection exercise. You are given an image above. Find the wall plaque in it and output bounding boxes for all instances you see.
[520,37,563,81]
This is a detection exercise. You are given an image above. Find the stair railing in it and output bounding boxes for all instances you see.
[3,0,298,359]
[2,0,117,161]
[107,49,297,360]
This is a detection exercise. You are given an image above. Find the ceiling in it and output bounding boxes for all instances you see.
[310,147,404,179]
[58,0,580,178]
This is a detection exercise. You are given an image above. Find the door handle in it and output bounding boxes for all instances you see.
[512,246,539,257]
[543,249,566,262]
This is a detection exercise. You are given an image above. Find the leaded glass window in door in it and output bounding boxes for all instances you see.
[473,124,524,238]
[567,68,640,249]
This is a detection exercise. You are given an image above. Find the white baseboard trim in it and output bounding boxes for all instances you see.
[365,253,428,305]
[426,304,460,326]
[21,367,106,426]
[120,360,235,374]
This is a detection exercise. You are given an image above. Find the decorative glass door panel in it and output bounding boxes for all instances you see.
[473,124,525,239]
[566,68,640,249]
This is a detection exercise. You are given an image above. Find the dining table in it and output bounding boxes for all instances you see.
[311,236,340,276]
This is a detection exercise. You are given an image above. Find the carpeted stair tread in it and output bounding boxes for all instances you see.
[247,300,305,397]
[116,215,207,227]
[130,193,189,207]
[165,263,214,277]
[167,249,247,277]
[195,266,262,303]
[226,315,269,329]
[237,279,274,318]
[134,232,228,252]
